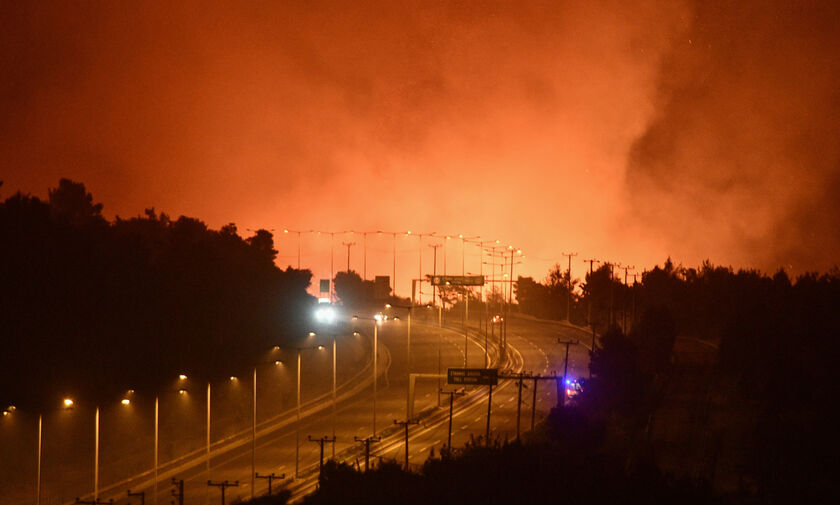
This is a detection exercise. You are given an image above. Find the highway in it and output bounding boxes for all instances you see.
[1,313,591,505]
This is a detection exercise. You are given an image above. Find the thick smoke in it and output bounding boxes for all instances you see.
[625,0,840,272]
[6,1,836,283]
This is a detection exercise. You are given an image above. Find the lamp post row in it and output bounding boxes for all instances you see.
[5,334,341,505]
[281,229,522,300]
[3,297,587,505]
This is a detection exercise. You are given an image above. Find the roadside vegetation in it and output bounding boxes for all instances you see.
[0,179,315,411]
[248,260,838,504]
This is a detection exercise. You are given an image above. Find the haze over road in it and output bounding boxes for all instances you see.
[1,313,589,504]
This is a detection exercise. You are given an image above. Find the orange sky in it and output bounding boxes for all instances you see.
[3,1,839,296]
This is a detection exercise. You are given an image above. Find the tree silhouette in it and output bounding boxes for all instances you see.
[48,178,104,224]
[333,270,374,309]
[0,179,315,410]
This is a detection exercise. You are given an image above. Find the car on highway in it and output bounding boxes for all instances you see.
[565,377,585,400]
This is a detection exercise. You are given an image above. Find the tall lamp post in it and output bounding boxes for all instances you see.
[282,229,312,270]
[37,412,42,505]
[278,338,325,479]
[248,355,285,499]
[314,303,340,456]
[154,375,191,505]
[502,246,523,362]
[352,314,384,436]
[405,231,435,304]
[206,382,211,492]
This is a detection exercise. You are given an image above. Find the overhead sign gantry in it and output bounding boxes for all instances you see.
[429,275,485,287]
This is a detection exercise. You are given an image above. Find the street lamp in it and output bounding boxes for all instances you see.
[405,231,436,304]
[171,373,213,494]
[3,406,43,505]
[56,397,103,501]
[353,314,385,436]
[152,375,193,505]
[282,229,312,270]
[248,354,287,499]
[312,303,341,456]
[271,339,324,479]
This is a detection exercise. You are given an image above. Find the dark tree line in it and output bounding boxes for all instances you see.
[233,258,839,504]
[0,179,315,410]
[518,258,840,503]
[515,263,579,321]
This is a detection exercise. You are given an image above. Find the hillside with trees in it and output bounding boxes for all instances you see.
[246,262,839,504]
[0,179,315,410]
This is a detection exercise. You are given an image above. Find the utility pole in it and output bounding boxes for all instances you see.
[354,436,381,472]
[342,242,356,272]
[500,372,554,433]
[363,232,368,279]
[607,262,617,327]
[485,383,494,445]
[464,287,470,368]
[207,480,239,505]
[251,368,256,499]
[460,234,466,275]
[255,473,284,496]
[417,233,423,305]
[127,489,145,505]
[632,272,639,328]
[530,375,540,431]
[440,388,465,449]
[504,248,515,362]
[620,265,634,333]
[308,436,336,476]
[484,244,506,361]
[583,259,599,359]
[515,373,526,440]
[562,252,578,321]
[329,232,335,302]
[477,240,485,340]
[393,419,420,471]
[171,478,184,505]
[391,232,397,296]
[556,339,578,408]
[428,243,441,308]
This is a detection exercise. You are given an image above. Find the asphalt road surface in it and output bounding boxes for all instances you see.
[1,313,591,505]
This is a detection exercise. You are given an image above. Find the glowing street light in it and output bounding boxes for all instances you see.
[315,305,336,324]
[282,228,312,270]
[313,305,344,458]
[354,314,385,436]
[279,342,328,478]
[63,398,74,408]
